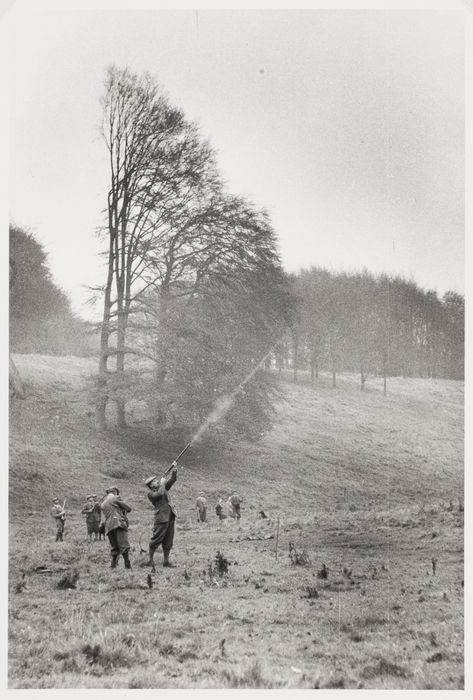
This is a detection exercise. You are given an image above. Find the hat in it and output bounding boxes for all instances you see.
[106,486,119,495]
[52,498,59,503]
[86,494,94,499]
[145,475,157,487]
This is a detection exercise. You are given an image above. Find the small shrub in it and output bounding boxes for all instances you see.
[349,632,364,642]
[57,569,80,589]
[361,657,411,679]
[427,651,448,663]
[289,542,310,566]
[81,642,138,672]
[214,551,230,577]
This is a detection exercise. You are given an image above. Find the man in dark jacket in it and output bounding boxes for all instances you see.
[81,494,102,541]
[101,487,132,569]
[145,468,177,570]
[51,498,66,541]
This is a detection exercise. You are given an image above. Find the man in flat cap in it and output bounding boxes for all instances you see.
[100,486,132,569]
[145,468,178,571]
[51,497,66,541]
[81,494,102,542]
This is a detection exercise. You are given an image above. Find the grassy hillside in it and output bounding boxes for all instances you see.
[8,355,464,689]
[9,355,463,516]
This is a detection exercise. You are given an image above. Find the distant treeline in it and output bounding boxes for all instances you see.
[9,224,97,356]
[282,267,464,386]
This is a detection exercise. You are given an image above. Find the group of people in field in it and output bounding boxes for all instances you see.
[195,491,243,523]
[50,470,243,572]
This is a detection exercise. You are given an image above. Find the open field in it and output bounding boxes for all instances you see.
[8,355,464,688]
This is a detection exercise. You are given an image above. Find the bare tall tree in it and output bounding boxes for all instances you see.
[96,67,221,430]
[96,67,283,430]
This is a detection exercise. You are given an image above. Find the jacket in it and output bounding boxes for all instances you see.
[81,502,101,524]
[51,504,66,521]
[148,471,177,523]
[101,493,131,535]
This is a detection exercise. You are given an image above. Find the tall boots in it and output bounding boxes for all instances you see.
[163,549,175,567]
[111,553,131,569]
[146,546,156,571]
[147,547,175,568]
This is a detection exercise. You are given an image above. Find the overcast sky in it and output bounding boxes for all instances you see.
[8,2,466,319]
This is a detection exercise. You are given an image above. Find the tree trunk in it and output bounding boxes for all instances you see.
[115,307,127,430]
[360,366,366,391]
[332,368,336,388]
[96,226,115,431]
[96,320,110,432]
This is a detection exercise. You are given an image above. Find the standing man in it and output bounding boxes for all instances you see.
[215,497,225,521]
[51,497,66,542]
[81,494,102,541]
[145,468,178,570]
[196,492,207,523]
[230,491,243,520]
[100,487,132,569]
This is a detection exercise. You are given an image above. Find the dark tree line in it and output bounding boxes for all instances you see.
[288,267,464,389]
[9,224,94,356]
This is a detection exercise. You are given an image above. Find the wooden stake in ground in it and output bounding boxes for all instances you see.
[275,515,280,561]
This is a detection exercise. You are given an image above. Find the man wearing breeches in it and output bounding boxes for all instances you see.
[101,486,132,569]
[145,468,178,571]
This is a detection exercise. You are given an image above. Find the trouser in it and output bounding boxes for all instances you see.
[149,514,175,558]
[197,507,207,522]
[108,527,130,567]
[233,504,241,520]
[87,521,100,538]
[55,519,65,541]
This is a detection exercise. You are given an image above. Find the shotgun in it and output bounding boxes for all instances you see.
[163,441,192,476]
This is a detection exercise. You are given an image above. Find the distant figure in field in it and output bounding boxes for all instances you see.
[145,468,178,570]
[230,491,242,520]
[81,494,102,541]
[101,487,132,569]
[215,498,226,521]
[196,492,207,523]
[51,498,66,542]
[225,497,236,519]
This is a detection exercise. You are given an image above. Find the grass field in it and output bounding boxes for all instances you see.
[8,355,464,689]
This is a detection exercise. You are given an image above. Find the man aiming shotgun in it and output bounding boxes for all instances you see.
[144,443,192,570]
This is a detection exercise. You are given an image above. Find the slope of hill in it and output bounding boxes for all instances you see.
[8,354,464,689]
[9,354,463,519]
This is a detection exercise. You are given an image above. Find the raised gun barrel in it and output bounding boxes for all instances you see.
[163,441,192,476]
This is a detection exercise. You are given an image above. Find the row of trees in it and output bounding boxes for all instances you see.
[285,267,464,390]
[94,67,292,438]
[11,66,463,440]
[9,224,95,356]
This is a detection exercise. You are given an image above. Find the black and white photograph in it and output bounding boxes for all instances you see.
[4,0,467,691]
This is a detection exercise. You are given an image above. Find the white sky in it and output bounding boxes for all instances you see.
[6,1,466,319]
